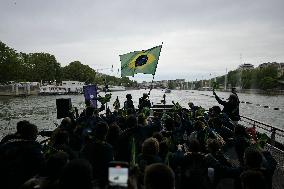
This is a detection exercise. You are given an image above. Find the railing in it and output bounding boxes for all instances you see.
[239,115,284,146]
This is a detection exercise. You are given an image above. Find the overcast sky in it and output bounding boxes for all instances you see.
[1,0,284,81]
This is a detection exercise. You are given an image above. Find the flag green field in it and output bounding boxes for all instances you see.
[120,45,162,77]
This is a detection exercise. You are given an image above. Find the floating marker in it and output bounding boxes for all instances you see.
[256,104,261,106]
[273,108,280,110]
[246,102,252,104]
[241,101,245,103]
[263,105,269,108]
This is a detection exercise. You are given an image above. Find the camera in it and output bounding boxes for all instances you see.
[108,161,129,188]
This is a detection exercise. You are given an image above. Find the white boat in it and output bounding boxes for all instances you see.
[107,86,126,92]
[39,85,67,95]
[39,81,85,95]
[61,81,84,93]
[165,88,171,93]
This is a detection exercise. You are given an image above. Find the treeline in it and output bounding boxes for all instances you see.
[213,66,282,90]
[0,41,136,86]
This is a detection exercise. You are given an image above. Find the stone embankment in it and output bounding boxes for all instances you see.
[0,84,39,96]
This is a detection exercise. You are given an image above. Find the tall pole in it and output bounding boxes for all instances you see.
[224,68,228,91]
[239,53,243,89]
[209,73,212,89]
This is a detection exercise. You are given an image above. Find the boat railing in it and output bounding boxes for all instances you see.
[239,115,284,146]
[239,116,284,183]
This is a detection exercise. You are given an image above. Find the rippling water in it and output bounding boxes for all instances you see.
[0,89,283,139]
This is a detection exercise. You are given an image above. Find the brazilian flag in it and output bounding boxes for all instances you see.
[120,45,162,77]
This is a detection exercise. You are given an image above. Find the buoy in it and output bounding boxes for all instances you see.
[274,107,280,110]
[241,101,245,103]
[256,104,261,106]
[263,105,269,108]
[246,102,252,104]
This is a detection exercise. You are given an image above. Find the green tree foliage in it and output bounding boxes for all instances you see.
[0,41,22,82]
[27,53,61,82]
[196,64,280,90]
[62,61,96,83]
[0,41,61,82]
[227,70,239,87]
[168,81,176,89]
[216,76,225,85]
[0,41,137,86]
[259,77,278,90]
[211,80,219,89]
[216,65,280,90]
[240,70,253,89]
[61,62,137,86]
[104,75,137,87]
[194,81,201,90]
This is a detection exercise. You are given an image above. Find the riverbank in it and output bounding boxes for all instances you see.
[0,84,39,96]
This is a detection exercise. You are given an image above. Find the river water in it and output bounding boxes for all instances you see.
[0,89,283,140]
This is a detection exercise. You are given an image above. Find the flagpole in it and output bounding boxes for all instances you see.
[148,42,163,96]
[148,74,155,96]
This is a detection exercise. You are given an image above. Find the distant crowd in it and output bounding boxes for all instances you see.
[0,89,278,189]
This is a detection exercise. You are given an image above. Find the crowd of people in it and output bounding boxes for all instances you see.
[0,90,278,189]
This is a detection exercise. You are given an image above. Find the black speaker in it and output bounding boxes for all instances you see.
[56,98,72,119]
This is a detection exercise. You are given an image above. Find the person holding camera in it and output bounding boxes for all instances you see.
[138,93,151,112]
[124,94,135,112]
[213,89,240,124]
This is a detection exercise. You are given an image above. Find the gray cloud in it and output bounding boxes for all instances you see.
[1,0,284,81]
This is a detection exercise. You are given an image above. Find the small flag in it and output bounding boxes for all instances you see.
[120,45,162,77]
[83,85,97,108]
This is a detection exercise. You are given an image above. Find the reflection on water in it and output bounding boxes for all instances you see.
[0,89,283,139]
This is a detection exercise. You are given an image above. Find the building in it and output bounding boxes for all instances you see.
[258,62,279,69]
[238,63,254,70]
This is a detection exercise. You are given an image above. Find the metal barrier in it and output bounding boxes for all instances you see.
[239,115,284,145]
[239,116,284,189]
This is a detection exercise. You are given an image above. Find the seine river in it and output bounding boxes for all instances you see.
[0,89,283,140]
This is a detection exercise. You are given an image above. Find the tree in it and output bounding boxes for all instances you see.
[227,70,239,87]
[260,77,277,90]
[241,70,253,89]
[62,61,96,83]
[25,53,61,82]
[168,81,176,89]
[0,41,22,82]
